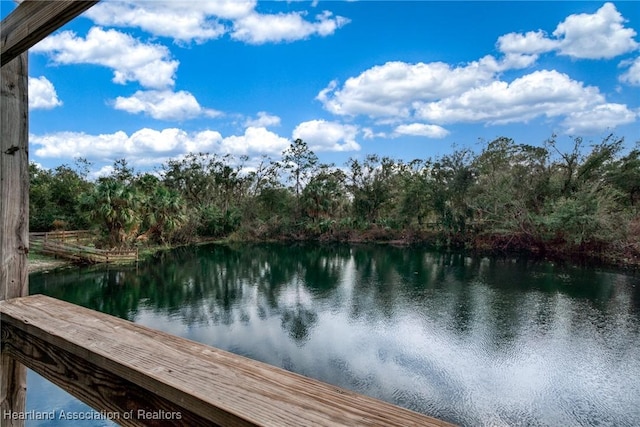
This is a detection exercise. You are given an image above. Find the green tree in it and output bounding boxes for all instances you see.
[398,159,433,228]
[210,154,249,217]
[471,137,551,239]
[281,139,319,201]
[29,160,94,231]
[29,164,57,231]
[301,166,347,226]
[347,155,398,226]
[135,174,186,243]
[112,158,135,184]
[429,150,475,234]
[541,185,625,246]
[606,142,640,213]
[83,178,141,247]
[163,153,216,208]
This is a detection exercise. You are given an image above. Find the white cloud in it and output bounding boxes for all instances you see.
[113,90,221,121]
[86,0,257,44]
[28,76,62,109]
[245,111,281,128]
[317,56,505,118]
[362,128,387,139]
[553,3,638,59]
[498,3,639,60]
[415,70,604,125]
[393,123,449,139]
[411,69,636,134]
[497,31,559,55]
[89,165,115,181]
[320,34,637,135]
[31,128,222,162]
[32,27,179,89]
[85,0,348,45]
[231,10,350,44]
[293,120,360,152]
[619,56,640,86]
[221,127,291,155]
[500,53,539,70]
[30,161,47,171]
[320,5,639,136]
[562,104,637,134]
[31,124,355,165]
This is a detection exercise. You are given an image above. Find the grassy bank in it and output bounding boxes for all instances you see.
[28,252,72,273]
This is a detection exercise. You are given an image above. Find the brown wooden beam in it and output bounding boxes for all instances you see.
[1,0,99,67]
[1,295,456,427]
[0,42,28,301]
[2,323,220,427]
[0,51,28,427]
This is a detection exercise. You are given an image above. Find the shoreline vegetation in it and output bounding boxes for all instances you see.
[29,230,640,274]
[29,135,640,271]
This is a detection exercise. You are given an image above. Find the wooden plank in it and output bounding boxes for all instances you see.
[1,295,456,427]
[37,230,92,243]
[2,322,219,427]
[0,52,28,427]
[37,240,137,264]
[0,52,28,302]
[1,0,99,67]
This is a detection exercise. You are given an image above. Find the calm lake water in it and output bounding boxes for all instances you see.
[26,243,640,426]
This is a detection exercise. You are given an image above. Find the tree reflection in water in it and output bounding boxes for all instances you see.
[29,243,640,427]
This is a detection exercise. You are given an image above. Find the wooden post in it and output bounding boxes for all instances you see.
[1,2,100,423]
[1,51,29,427]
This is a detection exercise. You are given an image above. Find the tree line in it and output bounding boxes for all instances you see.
[30,135,640,265]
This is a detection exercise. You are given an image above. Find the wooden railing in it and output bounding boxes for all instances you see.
[29,230,93,243]
[0,295,455,427]
[38,241,138,264]
[29,231,138,264]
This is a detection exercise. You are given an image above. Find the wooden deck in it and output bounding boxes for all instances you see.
[1,295,456,427]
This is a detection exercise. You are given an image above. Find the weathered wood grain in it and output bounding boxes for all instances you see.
[38,240,138,263]
[1,0,98,67]
[1,295,456,427]
[1,52,29,427]
[0,52,28,301]
[30,230,93,243]
[29,231,138,263]
[2,322,219,427]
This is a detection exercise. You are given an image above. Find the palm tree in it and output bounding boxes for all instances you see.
[84,179,141,247]
[141,185,186,243]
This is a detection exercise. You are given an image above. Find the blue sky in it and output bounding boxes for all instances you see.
[2,1,639,178]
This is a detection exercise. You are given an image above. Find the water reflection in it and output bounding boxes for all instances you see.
[29,244,640,426]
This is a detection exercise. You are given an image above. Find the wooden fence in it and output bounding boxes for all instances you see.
[30,231,138,264]
[39,241,138,264]
[30,229,92,243]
